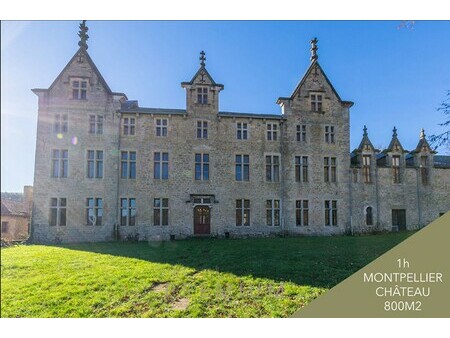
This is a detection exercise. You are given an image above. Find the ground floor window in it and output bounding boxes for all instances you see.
[266,199,280,226]
[154,198,169,226]
[120,198,136,226]
[50,198,67,226]
[325,200,337,226]
[236,199,250,226]
[296,200,309,226]
[366,206,373,226]
[86,198,103,226]
[1,221,9,233]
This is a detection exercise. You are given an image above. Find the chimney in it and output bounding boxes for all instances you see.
[23,185,33,216]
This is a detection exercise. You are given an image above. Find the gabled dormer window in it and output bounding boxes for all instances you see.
[420,156,429,185]
[197,87,208,104]
[392,155,401,183]
[310,93,323,112]
[363,155,371,183]
[72,79,88,100]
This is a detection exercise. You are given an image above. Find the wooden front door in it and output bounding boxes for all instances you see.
[194,205,211,235]
[392,209,406,231]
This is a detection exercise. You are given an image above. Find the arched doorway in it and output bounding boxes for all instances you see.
[194,205,211,235]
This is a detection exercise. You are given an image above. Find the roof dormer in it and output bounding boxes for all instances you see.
[354,125,379,154]
[31,21,127,108]
[277,38,353,115]
[181,51,224,113]
[410,128,437,168]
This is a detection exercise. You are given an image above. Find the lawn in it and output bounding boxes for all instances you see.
[1,232,413,318]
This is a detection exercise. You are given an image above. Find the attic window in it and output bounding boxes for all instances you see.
[72,79,88,100]
[310,94,322,112]
[197,87,208,105]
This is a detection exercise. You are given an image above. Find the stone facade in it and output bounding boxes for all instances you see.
[30,33,450,243]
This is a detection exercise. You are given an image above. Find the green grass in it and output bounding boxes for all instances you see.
[1,232,413,317]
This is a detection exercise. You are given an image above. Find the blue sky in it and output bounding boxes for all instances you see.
[2,20,450,192]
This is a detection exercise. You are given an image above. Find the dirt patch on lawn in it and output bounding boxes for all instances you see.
[171,298,189,311]
[151,282,169,292]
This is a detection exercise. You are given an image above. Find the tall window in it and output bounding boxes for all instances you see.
[87,150,103,178]
[54,114,68,133]
[296,124,306,142]
[72,80,87,100]
[86,198,103,226]
[236,199,250,226]
[325,200,337,226]
[123,117,136,136]
[121,151,136,179]
[311,93,323,112]
[154,198,169,226]
[353,168,358,183]
[51,150,68,178]
[195,153,209,180]
[296,200,309,226]
[366,206,373,226]
[392,155,401,183]
[156,118,168,137]
[266,200,280,226]
[120,198,136,226]
[324,157,337,182]
[363,155,371,183]
[50,198,66,226]
[325,126,335,143]
[197,121,208,139]
[235,155,250,181]
[89,115,103,134]
[267,123,278,141]
[295,156,308,182]
[1,222,8,233]
[265,155,280,182]
[237,122,248,140]
[420,156,429,185]
[197,87,208,104]
[154,152,169,180]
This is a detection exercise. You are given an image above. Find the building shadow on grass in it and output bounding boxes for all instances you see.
[57,233,413,289]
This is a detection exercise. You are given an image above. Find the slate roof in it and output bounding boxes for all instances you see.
[434,155,450,168]
[350,152,450,169]
[120,107,187,115]
[219,111,284,120]
[1,199,28,218]
[119,100,284,120]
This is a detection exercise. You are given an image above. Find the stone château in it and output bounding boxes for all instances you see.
[30,22,450,243]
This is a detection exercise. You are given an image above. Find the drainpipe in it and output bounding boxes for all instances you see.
[348,168,353,235]
[280,120,285,235]
[375,157,380,231]
[115,111,122,240]
[416,167,422,229]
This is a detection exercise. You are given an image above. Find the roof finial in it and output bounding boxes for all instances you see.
[200,50,206,67]
[310,37,318,62]
[78,20,89,50]
[393,126,398,137]
[420,128,426,139]
[363,125,368,137]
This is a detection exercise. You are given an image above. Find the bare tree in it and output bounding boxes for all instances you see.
[429,90,450,152]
